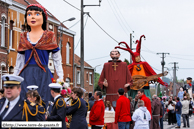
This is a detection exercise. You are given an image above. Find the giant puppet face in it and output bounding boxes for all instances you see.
[135,56,141,63]
[110,49,120,61]
[27,10,43,29]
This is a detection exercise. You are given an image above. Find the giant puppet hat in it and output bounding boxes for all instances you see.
[116,35,146,63]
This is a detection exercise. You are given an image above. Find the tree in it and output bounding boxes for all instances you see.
[124,58,130,65]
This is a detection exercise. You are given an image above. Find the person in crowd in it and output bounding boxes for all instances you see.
[89,96,95,111]
[183,90,190,100]
[46,83,66,129]
[89,91,105,129]
[175,97,182,128]
[115,88,131,129]
[166,96,176,125]
[132,100,151,129]
[25,85,45,121]
[137,89,152,121]
[0,74,40,125]
[159,97,164,129]
[66,87,88,129]
[150,95,163,129]
[181,96,190,128]
[178,87,184,101]
[131,95,139,111]
[105,101,114,111]
[0,89,4,99]
[189,98,193,117]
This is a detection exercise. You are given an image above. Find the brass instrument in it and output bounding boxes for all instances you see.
[45,101,52,117]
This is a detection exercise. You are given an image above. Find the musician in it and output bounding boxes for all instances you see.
[66,87,88,129]
[25,85,46,121]
[46,83,66,129]
[0,74,40,129]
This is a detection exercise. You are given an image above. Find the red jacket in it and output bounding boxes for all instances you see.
[140,94,152,119]
[89,99,105,125]
[115,95,131,123]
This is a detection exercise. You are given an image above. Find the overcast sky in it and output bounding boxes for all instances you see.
[37,0,194,81]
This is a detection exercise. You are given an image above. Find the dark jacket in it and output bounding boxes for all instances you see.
[175,101,182,114]
[47,96,66,129]
[89,96,95,110]
[160,101,165,116]
[66,98,88,129]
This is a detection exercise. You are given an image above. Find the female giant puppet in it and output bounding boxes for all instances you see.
[13,4,63,104]
[115,35,167,98]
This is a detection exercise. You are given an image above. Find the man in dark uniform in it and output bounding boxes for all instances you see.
[46,83,66,129]
[0,74,39,129]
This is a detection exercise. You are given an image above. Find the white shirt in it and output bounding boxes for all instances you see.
[0,96,20,119]
[105,107,114,111]
[54,94,61,102]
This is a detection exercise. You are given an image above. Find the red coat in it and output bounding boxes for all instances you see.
[115,95,131,123]
[140,94,152,119]
[89,99,105,125]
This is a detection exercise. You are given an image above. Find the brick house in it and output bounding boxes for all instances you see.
[74,54,94,93]
[0,0,12,88]
[0,0,75,88]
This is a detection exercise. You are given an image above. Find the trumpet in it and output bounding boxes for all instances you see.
[45,101,53,117]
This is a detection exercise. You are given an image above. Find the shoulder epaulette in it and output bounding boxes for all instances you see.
[22,100,38,121]
[71,98,81,109]
[86,100,90,111]
[56,98,66,109]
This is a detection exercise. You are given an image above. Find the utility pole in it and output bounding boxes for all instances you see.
[157,52,170,96]
[80,0,101,88]
[130,33,132,64]
[171,62,178,97]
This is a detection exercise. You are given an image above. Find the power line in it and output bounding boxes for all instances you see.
[88,14,119,43]
[63,0,81,11]
[140,55,161,71]
[107,0,130,38]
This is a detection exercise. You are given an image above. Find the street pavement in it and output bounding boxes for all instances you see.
[163,115,194,129]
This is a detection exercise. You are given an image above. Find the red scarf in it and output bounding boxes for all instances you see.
[17,30,58,74]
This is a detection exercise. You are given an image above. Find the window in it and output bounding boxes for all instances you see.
[89,72,92,85]
[59,39,62,54]
[9,20,14,49]
[86,72,88,82]
[66,43,70,64]
[1,17,5,47]
[77,71,80,84]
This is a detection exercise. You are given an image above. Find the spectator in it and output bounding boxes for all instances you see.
[175,97,182,128]
[89,91,105,129]
[183,90,190,100]
[150,95,163,129]
[115,88,131,129]
[137,89,152,121]
[159,97,164,129]
[105,101,114,111]
[178,87,184,101]
[89,96,95,111]
[132,100,151,129]
[166,96,176,125]
[131,95,139,111]
[189,98,193,117]
[181,96,190,128]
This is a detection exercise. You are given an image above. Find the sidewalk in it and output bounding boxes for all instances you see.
[163,115,194,129]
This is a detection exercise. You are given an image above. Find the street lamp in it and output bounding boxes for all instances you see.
[93,64,101,94]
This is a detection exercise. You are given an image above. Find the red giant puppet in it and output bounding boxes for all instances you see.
[115,35,167,98]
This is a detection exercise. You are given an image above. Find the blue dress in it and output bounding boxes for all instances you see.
[19,34,59,104]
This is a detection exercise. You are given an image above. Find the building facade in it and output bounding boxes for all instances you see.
[0,0,75,88]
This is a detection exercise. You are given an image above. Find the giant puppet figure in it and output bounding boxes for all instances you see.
[184,77,193,101]
[115,35,167,98]
[98,49,133,107]
[13,4,64,104]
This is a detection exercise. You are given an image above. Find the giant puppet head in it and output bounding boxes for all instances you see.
[115,35,146,63]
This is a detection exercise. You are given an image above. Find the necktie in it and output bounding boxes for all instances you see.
[0,101,10,119]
